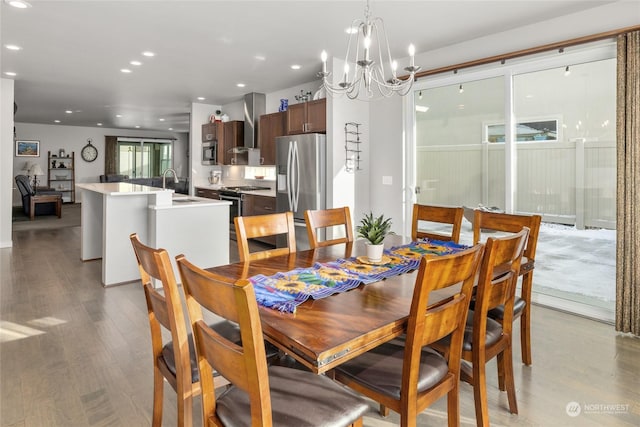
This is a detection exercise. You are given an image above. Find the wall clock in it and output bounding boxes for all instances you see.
[81,138,98,162]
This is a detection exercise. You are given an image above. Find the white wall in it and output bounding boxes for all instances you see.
[1,79,14,248]
[12,123,188,204]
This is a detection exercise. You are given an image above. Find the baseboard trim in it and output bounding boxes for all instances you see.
[531,291,614,324]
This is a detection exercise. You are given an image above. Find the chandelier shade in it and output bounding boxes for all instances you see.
[318,0,420,99]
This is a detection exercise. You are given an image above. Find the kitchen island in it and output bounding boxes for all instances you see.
[76,182,230,287]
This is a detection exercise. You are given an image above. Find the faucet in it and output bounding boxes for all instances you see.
[162,168,179,189]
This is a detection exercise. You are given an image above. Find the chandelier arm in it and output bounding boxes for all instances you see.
[373,16,394,79]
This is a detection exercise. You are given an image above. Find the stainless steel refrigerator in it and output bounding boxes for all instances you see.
[276,133,326,250]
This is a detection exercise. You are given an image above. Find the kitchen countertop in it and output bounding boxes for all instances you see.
[151,194,232,210]
[76,182,168,196]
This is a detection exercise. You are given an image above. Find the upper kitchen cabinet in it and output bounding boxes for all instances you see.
[202,122,223,142]
[223,120,245,165]
[259,111,285,165]
[286,98,326,135]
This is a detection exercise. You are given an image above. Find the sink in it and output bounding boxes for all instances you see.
[172,198,202,203]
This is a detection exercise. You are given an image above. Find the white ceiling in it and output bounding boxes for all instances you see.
[1,0,618,133]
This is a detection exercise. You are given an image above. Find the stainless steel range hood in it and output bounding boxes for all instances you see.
[243,92,266,150]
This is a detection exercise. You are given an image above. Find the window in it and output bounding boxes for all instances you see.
[116,138,174,178]
[484,118,559,143]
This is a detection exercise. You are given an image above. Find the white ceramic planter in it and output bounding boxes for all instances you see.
[365,243,385,262]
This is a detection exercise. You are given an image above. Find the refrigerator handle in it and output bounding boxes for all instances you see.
[287,141,294,211]
[292,141,299,212]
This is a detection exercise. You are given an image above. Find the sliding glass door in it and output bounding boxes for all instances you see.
[116,139,173,178]
[407,41,617,321]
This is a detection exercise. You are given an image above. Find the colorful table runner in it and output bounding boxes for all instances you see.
[249,239,469,313]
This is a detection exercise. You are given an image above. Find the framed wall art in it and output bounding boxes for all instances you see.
[15,140,40,157]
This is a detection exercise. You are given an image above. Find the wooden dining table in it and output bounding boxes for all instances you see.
[206,235,461,374]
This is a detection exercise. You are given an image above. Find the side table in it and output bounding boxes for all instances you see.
[30,194,62,221]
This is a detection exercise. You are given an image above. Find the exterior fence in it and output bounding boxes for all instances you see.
[416,140,616,229]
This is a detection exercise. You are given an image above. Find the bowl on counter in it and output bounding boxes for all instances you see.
[254,176,264,180]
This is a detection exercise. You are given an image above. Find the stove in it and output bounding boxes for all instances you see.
[218,186,272,240]
[219,185,271,196]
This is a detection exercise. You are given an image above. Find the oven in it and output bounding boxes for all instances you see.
[219,186,271,240]
[202,141,217,165]
[219,192,244,239]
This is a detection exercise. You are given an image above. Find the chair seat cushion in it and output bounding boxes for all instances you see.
[216,366,369,427]
[334,342,449,400]
[462,310,503,351]
[487,297,526,320]
[161,321,281,383]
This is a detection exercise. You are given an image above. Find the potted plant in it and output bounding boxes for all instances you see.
[357,212,393,262]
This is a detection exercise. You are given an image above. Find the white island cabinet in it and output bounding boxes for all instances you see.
[76,183,230,287]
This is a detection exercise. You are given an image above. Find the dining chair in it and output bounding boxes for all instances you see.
[411,204,464,243]
[234,211,296,261]
[333,243,485,427]
[129,233,232,427]
[472,209,541,366]
[175,254,369,427]
[441,227,529,427]
[304,206,354,248]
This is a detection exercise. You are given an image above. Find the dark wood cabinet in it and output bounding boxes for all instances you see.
[243,194,276,245]
[202,122,224,164]
[259,112,285,165]
[202,122,223,142]
[223,120,245,165]
[195,187,220,199]
[286,98,326,135]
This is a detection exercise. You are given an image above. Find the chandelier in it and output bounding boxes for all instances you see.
[318,0,420,99]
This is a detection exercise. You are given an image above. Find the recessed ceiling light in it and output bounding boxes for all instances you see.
[159,118,165,122]
[345,27,358,34]
[65,110,73,114]
[130,60,142,66]
[116,114,123,118]
[121,68,132,73]
[54,120,61,123]
[135,125,140,128]
[5,0,31,9]
[97,123,103,126]
[168,128,173,131]
[236,83,246,88]
[5,44,22,51]
[197,97,205,101]
[142,51,155,57]
[254,55,266,61]
[291,64,301,70]
[4,71,17,77]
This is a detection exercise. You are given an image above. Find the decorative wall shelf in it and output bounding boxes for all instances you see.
[345,122,362,172]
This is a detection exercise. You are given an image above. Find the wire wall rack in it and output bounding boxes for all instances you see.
[344,122,362,172]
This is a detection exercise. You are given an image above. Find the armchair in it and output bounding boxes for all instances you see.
[15,175,63,217]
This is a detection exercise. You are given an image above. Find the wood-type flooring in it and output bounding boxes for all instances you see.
[1,227,638,426]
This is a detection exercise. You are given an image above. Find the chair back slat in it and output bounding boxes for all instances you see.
[235,211,296,261]
[411,204,464,243]
[473,210,541,262]
[146,287,171,330]
[176,255,273,426]
[305,207,354,248]
[420,293,469,345]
